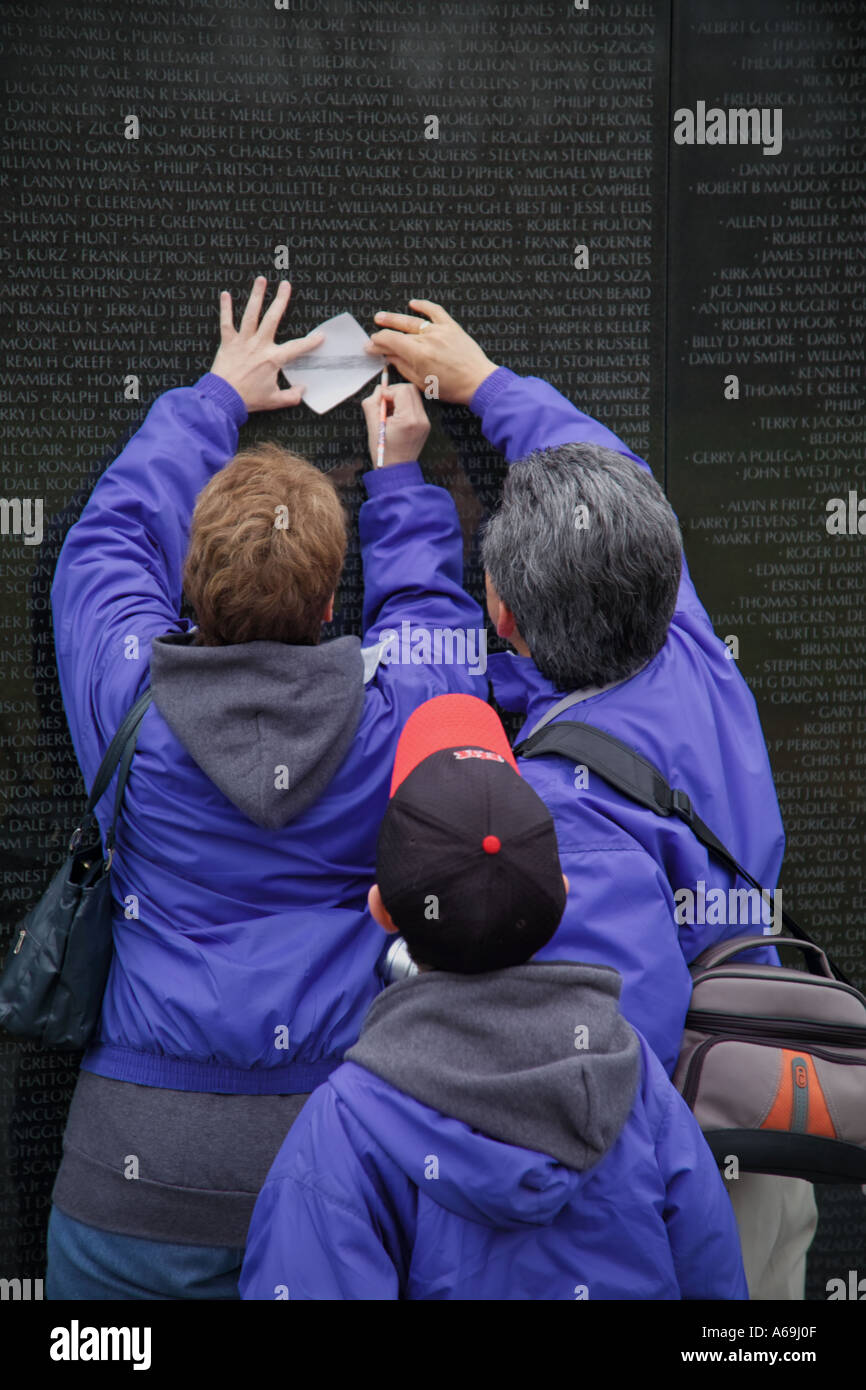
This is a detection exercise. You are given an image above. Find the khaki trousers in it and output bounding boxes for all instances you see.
[724,1172,819,1300]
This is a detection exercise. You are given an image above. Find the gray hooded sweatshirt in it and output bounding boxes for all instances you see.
[347,960,641,1174]
[149,629,368,827]
[53,629,376,1248]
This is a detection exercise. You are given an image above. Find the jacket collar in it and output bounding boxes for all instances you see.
[487,650,653,744]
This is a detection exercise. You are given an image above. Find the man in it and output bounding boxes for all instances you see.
[45,279,484,1298]
[240,694,748,1301]
[366,301,817,1299]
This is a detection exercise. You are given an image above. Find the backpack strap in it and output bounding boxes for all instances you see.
[514,718,850,985]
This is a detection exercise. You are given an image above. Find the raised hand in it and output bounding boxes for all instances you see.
[209,276,325,412]
[367,300,498,406]
[360,382,431,467]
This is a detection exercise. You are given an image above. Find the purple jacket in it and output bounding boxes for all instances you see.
[473,368,785,1075]
[51,373,484,1093]
[241,962,747,1301]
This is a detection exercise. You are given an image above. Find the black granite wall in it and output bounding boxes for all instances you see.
[1,0,862,1296]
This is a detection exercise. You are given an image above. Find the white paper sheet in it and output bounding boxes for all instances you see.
[281,311,383,414]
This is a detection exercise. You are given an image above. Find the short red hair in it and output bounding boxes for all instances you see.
[183,442,346,646]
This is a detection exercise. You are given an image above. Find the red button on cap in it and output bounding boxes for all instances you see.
[482,835,501,855]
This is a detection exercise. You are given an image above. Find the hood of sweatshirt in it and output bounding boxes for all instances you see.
[149,629,366,829]
[341,961,640,1228]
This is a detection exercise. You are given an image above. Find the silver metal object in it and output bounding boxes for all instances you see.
[380,936,419,984]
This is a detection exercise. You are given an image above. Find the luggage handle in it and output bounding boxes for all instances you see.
[691,933,834,980]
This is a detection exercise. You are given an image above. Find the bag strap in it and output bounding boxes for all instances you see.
[514,718,850,985]
[72,689,153,858]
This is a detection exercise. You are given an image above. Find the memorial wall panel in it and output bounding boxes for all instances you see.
[666,0,866,1298]
[1,0,862,1295]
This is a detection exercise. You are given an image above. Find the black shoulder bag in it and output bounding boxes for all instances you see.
[0,688,153,1050]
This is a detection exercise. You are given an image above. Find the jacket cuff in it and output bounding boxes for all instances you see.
[470,366,518,416]
[193,373,249,428]
[362,460,425,496]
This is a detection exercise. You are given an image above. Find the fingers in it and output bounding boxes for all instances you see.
[366,334,423,387]
[407,299,452,325]
[388,383,422,416]
[265,384,306,410]
[372,310,431,335]
[360,389,379,423]
[279,329,326,363]
[257,280,292,339]
[378,384,426,436]
[372,302,452,334]
[360,384,392,424]
[219,290,234,343]
[367,328,420,362]
[362,383,394,406]
[239,275,268,335]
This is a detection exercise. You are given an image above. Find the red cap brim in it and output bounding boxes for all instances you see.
[390,694,519,796]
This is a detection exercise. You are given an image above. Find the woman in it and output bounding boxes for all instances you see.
[45,278,484,1298]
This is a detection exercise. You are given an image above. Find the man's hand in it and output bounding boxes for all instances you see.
[209,276,325,412]
[361,382,431,467]
[367,300,498,406]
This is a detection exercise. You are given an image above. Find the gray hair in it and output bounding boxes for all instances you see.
[481,444,682,691]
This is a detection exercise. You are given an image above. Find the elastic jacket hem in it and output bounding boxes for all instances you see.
[82,1045,341,1095]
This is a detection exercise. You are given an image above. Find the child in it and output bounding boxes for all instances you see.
[240,695,747,1300]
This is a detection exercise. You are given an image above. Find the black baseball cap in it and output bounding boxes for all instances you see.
[376,695,567,973]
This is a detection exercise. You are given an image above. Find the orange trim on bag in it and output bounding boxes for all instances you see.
[761,1048,837,1137]
[762,1049,793,1131]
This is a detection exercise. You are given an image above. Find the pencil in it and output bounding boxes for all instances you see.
[376,366,389,468]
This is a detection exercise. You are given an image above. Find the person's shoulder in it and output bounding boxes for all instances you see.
[329,1060,441,1170]
[328,1057,402,1118]
[313,1062,412,1155]
[520,749,663,854]
[262,1068,387,1202]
